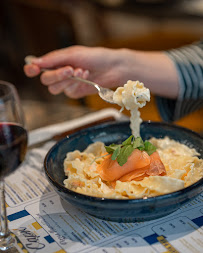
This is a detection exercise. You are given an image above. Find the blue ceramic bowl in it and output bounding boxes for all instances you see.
[44,121,203,222]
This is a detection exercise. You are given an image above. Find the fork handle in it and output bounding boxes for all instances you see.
[69,76,101,91]
[25,56,101,91]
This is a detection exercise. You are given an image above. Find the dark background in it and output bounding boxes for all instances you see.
[0,0,203,131]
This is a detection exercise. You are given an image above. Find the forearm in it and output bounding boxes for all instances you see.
[120,49,180,99]
[155,40,203,122]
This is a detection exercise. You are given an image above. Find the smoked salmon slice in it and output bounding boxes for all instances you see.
[97,150,166,183]
[97,149,150,182]
[118,151,166,182]
[147,151,166,176]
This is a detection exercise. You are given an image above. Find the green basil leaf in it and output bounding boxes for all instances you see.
[122,135,133,146]
[111,146,121,160]
[105,144,120,154]
[137,146,145,151]
[144,141,157,156]
[117,145,134,166]
[133,137,144,149]
[106,135,157,166]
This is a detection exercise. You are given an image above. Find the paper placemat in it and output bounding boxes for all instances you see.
[4,109,203,253]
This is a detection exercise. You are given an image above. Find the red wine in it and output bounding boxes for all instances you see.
[0,123,27,179]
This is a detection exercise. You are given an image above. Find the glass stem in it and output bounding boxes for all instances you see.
[0,180,9,238]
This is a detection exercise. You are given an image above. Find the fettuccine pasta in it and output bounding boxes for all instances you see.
[63,80,203,199]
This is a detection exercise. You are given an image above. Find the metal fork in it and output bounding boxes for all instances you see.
[69,76,115,104]
[25,55,115,104]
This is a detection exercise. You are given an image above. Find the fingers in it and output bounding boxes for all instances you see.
[40,66,74,85]
[24,58,91,98]
[24,46,93,98]
[48,80,73,95]
[64,82,95,99]
[40,66,89,84]
[82,69,89,79]
[48,77,94,98]
[42,67,91,98]
[23,47,77,78]
[24,64,41,77]
[63,68,91,98]
[73,68,89,78]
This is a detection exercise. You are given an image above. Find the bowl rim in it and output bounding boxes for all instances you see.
[44,120,203,203]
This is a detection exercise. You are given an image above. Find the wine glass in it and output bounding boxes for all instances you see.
[0,81,27,252]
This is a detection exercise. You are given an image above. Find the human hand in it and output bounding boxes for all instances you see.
[24,46,126,98]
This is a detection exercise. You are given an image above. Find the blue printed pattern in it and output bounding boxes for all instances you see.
[143,233,160,245]
[192,216,203,227]
[44,235,55,244]
[143,214,203,246]
[7,210,30,221]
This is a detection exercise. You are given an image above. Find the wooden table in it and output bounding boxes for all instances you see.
[22,100,93,131]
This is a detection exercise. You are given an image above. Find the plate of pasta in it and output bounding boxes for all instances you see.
[44,120,203,222]
[44,80,203,222]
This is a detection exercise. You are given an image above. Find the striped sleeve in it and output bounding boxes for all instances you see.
[156,40,203,122]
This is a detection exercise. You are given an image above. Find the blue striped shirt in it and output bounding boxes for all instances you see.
[156,40,203,122]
